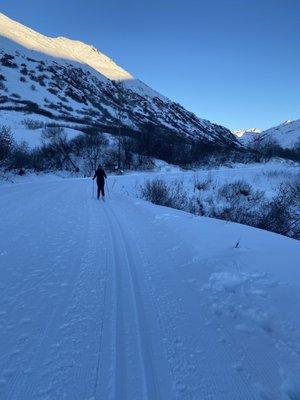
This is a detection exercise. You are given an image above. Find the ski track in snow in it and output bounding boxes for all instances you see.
[0,178,300,399]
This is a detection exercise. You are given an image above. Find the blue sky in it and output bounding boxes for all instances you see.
[1,0,299,130]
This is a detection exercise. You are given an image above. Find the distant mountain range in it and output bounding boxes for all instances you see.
[0,13,239,149]
[234,121,300,149]
[233,128,262,138]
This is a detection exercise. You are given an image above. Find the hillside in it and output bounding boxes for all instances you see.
[0,13,239,149]
[236,121,300,149]
[234,128,262,138]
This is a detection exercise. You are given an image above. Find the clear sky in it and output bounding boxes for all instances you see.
[0,0,299,131]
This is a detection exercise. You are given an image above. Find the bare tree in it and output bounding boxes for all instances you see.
[120,136,134,169]
[0,125,14,166]
[116,108,125,170]
[72,133,108,174]
[42,126,77,170]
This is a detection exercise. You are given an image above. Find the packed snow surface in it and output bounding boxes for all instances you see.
[0,172,300,399]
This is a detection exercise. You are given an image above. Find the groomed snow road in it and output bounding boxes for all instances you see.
[0,178,300,400]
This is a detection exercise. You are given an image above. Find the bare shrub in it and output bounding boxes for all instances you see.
[194,175,212,191]
[141,177,299,240]
[71,133,108,174]
[0,54,18,68]
[0,125,14,165]
[168,180,189,210]
[287,175,300,201]
[7,142,31,170]
[214,180,268,228]
[262,169,282,179]
[188,197,205,216]
[41,126,77,171]
[0,81,7,91]
[218,180,251,200]
[213,204,262,227]
[22,118,45,130]
[140,179,170,206]
[210,179,299,238]
[259,182,300,239]
[29,145,55,171]
[255,138,300,163]
[140,178,188,209]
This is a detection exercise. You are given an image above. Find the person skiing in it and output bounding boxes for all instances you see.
[93,164,107,199]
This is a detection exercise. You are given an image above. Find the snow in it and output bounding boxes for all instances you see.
[0,13,237,145]
[0,13,132,81]
[236,120,300,149]
[152,159,182,173]
[111,160,300,200]
[0,111,84,148]
[0,13,171,104]
[234,128,262,138]
[281,368,300,400]
[0,171,300,399]
[7,127,79,149]
[122,78,170,102]
[12,127,43,148]
[0,110,53,129]
[259,119,300,149]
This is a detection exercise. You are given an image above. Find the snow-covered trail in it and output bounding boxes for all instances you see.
[0,179,170,400]
[0,178,300,400]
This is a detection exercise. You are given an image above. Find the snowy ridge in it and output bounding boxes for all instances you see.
[0,13,239,148]
[234,128,262,138]
[236,120,300,149]
[0,13,132,81]
[259,119,300,149]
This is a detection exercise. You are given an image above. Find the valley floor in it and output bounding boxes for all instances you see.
[0,177,300,399]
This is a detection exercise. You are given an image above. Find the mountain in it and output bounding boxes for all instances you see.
[234,128,262,138]
[0,13,238,149]
[258,120,300,149]
[233,128,262,146]
[235,121,300,149]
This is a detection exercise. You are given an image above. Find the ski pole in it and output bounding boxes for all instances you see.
[92,179,95,199]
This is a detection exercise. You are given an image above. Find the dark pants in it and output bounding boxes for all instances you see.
[97,181,105,198]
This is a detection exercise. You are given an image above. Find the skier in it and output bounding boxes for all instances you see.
[93,164,107,199]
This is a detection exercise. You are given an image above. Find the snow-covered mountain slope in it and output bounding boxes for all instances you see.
[0,13,132,81]
[258,119,300,149]
[236,121,300,149]
[234,128,262,138]
[0,176,300,398]
[0,13,238,148]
